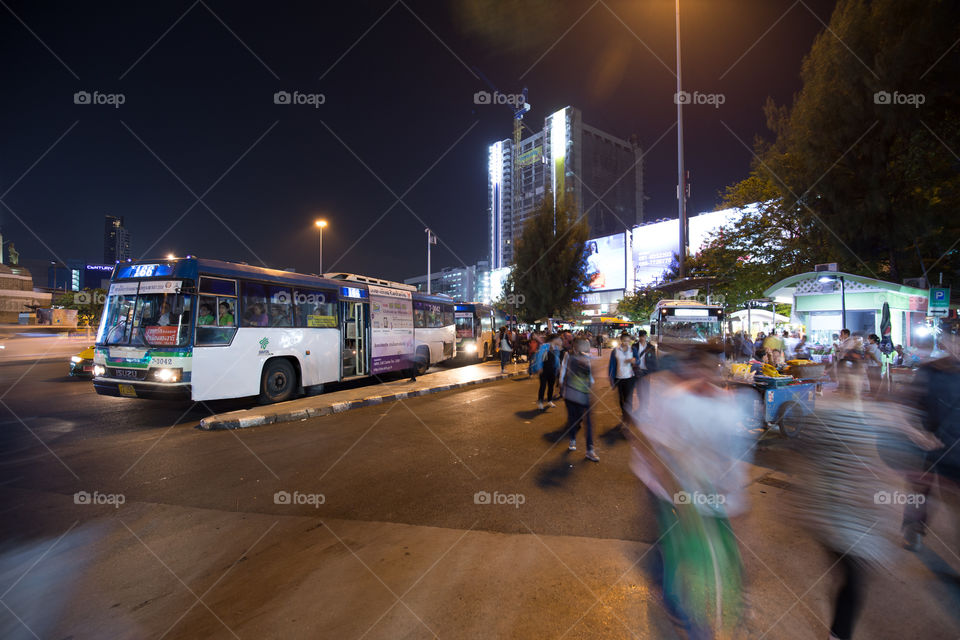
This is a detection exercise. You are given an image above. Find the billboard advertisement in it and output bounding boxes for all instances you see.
[585,232,626,291]
[368,285,414,374]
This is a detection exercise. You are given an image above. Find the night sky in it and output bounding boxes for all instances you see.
[2,0,838,282]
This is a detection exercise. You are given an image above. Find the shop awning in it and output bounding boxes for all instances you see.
[763,271,929,303]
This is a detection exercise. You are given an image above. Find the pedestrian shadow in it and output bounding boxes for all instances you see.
[599,424,628,446]
[515,409,543,420]
[534,449,577,488]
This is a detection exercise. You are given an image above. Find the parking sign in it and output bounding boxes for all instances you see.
[929,287,950,317]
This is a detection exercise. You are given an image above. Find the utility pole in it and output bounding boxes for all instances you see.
[675,0,688,279]
[425,228,437,294]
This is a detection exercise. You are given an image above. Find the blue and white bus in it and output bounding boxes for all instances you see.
[92,258,456,403]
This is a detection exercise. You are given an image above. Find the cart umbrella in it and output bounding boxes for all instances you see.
[879,301,893,353]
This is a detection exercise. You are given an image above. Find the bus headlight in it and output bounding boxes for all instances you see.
[70,356,83,363]
[610,339,619,348]
[150,368,181,383]
[464,342,477,353]
[93,365,106,377]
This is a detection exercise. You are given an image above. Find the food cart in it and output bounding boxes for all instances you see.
[725,363,818,437]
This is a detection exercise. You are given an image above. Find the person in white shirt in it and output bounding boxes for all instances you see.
[609,333,636,426]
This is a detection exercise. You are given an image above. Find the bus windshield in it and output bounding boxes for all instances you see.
[659,318,722,342]
[98,282,192,347]
[455,313,474,339]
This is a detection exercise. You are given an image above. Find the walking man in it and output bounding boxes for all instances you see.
[608,332,636,427]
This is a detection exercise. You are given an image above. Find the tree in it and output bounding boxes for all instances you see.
[616,285,664,323]
[54,288,106,327]
[716,0,960,284]
[501,196,591,323]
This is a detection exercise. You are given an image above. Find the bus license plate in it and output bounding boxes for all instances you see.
[118,384,137,397]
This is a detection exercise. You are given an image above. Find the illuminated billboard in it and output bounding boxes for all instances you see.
[627,207,747,289]
[585,232,626,291]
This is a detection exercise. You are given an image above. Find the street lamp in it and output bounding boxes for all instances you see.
[314,219,327,275]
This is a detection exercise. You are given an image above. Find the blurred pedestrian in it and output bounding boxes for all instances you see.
[629,344,752,637]
[560,338,598,462]
[901,328,960,552]
[790,382,902,640]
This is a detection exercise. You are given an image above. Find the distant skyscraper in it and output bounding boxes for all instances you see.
[487,106,644,269]
[103,215,131,263]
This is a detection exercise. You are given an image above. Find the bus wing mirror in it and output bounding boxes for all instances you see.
[649,325,656,335]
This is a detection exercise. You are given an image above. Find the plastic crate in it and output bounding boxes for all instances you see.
[754,375,795,387]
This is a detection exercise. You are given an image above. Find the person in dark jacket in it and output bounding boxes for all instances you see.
[901,329,960,551]
[632,330,657,416]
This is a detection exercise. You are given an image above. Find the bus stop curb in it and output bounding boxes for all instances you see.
[198,369,528,430]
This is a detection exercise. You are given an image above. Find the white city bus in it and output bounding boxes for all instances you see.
[92,258,456,403]
[649,299,724,350]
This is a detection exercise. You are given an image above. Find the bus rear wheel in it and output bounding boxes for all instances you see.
[261,359,296,404]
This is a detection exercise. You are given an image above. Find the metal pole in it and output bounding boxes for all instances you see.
[676,0,687,279]
[840,275,846,330]
[426,229,432,294]
[318,227,323,275]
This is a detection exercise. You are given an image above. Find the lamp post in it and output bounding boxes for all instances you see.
[675,0,688,279]
[818,274,846,331]
[314,219,327,275]
[425,228,437,294]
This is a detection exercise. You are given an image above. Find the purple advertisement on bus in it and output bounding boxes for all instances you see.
[368,285,415,374]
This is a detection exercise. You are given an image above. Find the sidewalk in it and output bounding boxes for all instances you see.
[199,360,530,430]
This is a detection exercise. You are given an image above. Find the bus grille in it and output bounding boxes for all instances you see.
[107,367,147,381]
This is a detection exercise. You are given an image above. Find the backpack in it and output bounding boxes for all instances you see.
[542,348,557,376]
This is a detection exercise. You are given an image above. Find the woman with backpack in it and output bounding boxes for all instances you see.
[560,338,599,462]
[532,334,561,410]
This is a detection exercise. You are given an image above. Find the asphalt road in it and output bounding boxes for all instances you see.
[1,355,958,639]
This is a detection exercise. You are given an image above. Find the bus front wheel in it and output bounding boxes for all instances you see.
[261,358,296,404]
[414,346,430,376]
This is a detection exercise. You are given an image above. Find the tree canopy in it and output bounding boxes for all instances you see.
[501,196,591,323]
[699,0,960,295]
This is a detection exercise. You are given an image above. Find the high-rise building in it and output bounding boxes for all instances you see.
[488,106,643,269]
[103,215,131,263]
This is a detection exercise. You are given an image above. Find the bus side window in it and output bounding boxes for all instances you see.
[414,309,426,328]
[294,289,337,328]
[196,295,238,346]
[267,285,293,327]
[241,281,269,327]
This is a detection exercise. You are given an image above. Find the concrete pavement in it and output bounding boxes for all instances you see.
[1,357,958,639]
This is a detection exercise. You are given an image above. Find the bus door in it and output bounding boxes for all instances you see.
[340,300,369,378]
